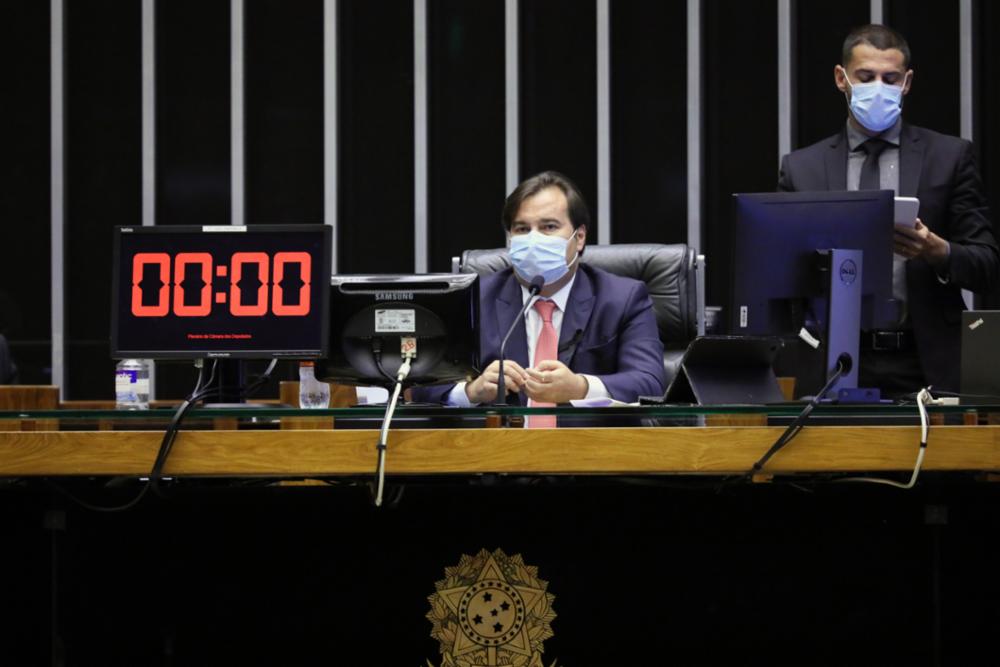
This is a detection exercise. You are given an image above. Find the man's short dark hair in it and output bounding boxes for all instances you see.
[502,171,591,233]
[842,24,911,69]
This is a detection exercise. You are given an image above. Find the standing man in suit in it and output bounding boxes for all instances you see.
[778,24,999,394]
[415,171,665,418]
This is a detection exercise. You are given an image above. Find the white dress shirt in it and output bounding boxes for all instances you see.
[447,272,609,406]
[845,118,951,327]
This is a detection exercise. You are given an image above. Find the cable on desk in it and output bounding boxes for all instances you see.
[833,387,932,489]
[43,358,286,512]
[371,338,398,386]
[744,353,851,481]
[373,357,412,507]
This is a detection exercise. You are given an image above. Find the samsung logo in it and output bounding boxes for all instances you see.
[375,291,414,301]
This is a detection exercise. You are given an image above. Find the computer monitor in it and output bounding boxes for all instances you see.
[111,224,332,359]
[322,274,480,387]
[729,190,896,396]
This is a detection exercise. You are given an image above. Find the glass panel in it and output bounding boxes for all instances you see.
[519,0,598,221]
[887,0,960,137]
[155,0,231,226]
[703,0,778,314]
[337,0,415,272]
[975,0,1000,308]
[245,0,324,225]
[64,0,142,399]
[610,0,687,245]
[794,0,870,149]
[0,1,51,384]
[427,0,507,271]
[0,403,988,422]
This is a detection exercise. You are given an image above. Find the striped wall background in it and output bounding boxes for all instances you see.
[1,0,996,399]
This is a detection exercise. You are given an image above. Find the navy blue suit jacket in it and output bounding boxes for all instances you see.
[778,123,999,390]
[412,264,666,404]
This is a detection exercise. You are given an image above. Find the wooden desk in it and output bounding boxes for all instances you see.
[1,425,998,477]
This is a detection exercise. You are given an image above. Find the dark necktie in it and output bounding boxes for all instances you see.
[858,138,889,190]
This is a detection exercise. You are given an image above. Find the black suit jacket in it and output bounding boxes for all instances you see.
[778,123,999,390]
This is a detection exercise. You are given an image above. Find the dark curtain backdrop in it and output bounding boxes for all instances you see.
[0,1,51,386]
[64,0,141,400]
[2,0,999,397]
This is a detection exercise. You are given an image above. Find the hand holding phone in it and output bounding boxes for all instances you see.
[894,196,920,228]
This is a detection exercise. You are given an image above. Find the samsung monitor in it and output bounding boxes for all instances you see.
[322,274,480,387]
[730,190,896,396]
[111,224,332,359]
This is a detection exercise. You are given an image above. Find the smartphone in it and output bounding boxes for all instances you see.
[894,196,920,228]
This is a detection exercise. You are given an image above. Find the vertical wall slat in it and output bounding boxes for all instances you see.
[778,0,794,158]
[596,0,611,244]
[231,0,244,226]
[960,0,974,309]
[686,0,702,252]
[505,0,519,195]
[325,0,338,272]
[50,0,65,398]
[960,0,973,142]
[414,0,428,272]
[142,0,157,398]
[871,0,884,24]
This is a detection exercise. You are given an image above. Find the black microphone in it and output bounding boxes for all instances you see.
[495,275,545,406]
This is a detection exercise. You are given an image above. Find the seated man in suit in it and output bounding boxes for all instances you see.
[415,171,665,418]
[778,24,999,394]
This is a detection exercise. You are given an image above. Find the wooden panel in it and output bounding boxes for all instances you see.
[0,426,998,477]
[0,386,59,409]
[0,386,59,431]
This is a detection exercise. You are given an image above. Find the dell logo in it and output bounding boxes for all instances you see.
[839,259,858,285]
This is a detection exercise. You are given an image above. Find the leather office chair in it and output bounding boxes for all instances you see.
[454,244,704,388]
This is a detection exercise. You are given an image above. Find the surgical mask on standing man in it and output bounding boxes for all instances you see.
[840,66,909,133]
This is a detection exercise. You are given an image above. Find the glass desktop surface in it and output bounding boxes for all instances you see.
[0,402,988,427]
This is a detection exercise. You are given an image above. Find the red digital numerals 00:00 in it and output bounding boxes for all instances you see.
[131,252,312,317]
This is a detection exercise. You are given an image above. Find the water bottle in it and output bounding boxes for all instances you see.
[298,361,330,409]
[115,358,150,410]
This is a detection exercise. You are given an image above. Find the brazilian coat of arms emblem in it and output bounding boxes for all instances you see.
[426,549,558,667]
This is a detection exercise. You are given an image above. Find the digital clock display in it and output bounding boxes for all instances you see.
[111,225,331,359]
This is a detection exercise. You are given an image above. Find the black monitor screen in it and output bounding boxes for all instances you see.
[111,225,331,359]
[322,274,479,386]
[730,190,896,335]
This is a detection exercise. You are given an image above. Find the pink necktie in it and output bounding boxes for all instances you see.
[528,299,558,428]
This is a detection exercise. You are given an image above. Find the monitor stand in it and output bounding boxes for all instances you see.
[201,359,271,408]
[817,248,870,401]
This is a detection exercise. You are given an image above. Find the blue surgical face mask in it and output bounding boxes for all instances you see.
[840,66,908,133]
[508,229,580,286]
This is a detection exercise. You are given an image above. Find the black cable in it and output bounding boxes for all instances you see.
[371,338,397,385]
[239,358,279,399]
[45,363,221,512]
[745,353,852,480]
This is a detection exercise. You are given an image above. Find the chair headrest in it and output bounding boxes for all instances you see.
[460,243,696,344]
